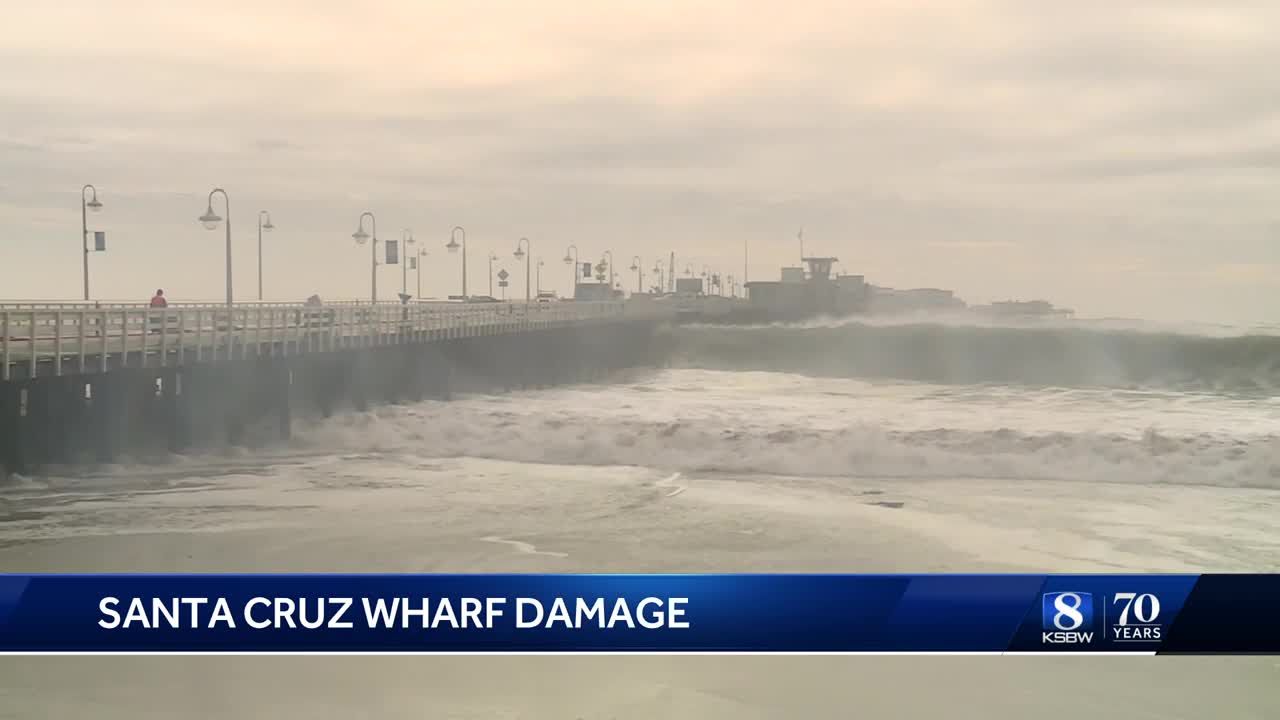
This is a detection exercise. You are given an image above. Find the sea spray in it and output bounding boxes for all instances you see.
[673,322,1280,393]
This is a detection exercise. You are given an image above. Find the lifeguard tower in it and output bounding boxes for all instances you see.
[801,257,838,281]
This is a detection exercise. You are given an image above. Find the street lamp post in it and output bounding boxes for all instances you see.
[562,244,579,299]
[536,257,544,294]
[513,237,531,303]
[351,211,377,304]
[629,255,643,294]
[653,259,665,294]
[257,211,274,301]
[198,188,234,307]
[488,251,499,297]
[400,229,416,298]
[81,184,103,301]
[446,226,467,299]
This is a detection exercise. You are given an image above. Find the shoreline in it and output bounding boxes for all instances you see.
[2,458,1276,574]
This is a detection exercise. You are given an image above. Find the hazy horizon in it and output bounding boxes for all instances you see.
[3,0,1278,324]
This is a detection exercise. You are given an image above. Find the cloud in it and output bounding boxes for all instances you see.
[0,1,1277,322]
[1034,147,1280,180]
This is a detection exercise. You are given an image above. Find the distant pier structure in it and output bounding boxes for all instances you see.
[0,300,672,477]
[729,257,867,323]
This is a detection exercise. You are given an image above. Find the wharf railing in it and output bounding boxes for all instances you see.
[1,300,674,380]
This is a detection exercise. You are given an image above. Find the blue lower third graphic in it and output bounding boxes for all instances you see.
[0,573,1271,653]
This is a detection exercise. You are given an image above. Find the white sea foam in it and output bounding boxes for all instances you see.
[288,370,1280,490]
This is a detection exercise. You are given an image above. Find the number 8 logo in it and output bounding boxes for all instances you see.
[1053,592,1086,630]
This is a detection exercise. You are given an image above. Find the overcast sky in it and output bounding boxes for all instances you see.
[2,0,1278,322]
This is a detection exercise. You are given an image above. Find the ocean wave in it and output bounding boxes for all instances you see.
[683,312,1280,337]
[291,403,1280,490]
[672,322,1280,393]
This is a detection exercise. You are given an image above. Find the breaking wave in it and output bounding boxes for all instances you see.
[673,322,1280,393]
[291,401,1280,490]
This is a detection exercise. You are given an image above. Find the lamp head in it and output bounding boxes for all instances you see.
[513,246,526,260]
[562,254,573,264]
[262,219,275,232]
[446,238,460,253]
[199,207,222,230]
[86,198,103,213]
[352,227,370,245]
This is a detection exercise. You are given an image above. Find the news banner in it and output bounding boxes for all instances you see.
[0,574,1277,654]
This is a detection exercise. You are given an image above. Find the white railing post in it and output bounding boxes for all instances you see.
[28,310,38,378]
[195,309,205,363]
[142,305,152,364]
[99,310,109,373]
[224,309,233,362]
[54,310,64,376]
[1,312,9,381]
[159,307,170,366]
[240,308,249,360]
[303,305,312,354]
[257,306,265,357]
[266,304,276,356]
[177,307,186,365]
[77,310,87,374]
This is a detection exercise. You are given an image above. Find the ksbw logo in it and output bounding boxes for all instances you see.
[1041,592,1095,645]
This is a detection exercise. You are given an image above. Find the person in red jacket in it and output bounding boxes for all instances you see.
[148,289,168,333]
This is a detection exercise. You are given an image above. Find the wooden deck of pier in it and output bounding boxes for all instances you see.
[1,300,671,381]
